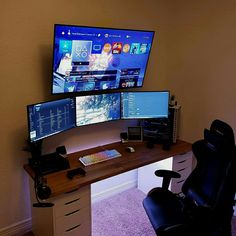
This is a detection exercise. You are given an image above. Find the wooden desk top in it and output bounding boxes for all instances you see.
[24,140,192,197]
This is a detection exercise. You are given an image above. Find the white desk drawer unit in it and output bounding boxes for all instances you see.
[171,152,193,194]
[55,207,90,236]
[29,180,91,236]
[54,186,90,219]
[53,186,91,236]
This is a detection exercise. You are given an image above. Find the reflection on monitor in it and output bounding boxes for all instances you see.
[52,24,155,94]
[121,91,169,119]
[76,93,121,126]
[27,98,76,142]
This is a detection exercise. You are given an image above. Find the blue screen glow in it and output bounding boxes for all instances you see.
[121,91,169,119]
[27,98,76,142]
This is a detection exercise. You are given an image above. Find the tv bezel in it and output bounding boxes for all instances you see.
[27,97,76,143]
[51,24,155,95]
[121,90,170,120]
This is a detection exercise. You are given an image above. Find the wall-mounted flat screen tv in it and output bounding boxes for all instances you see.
[52,24,155,94]
[76,93,121,126]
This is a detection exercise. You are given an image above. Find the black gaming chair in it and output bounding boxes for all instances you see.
[143,119,236,236]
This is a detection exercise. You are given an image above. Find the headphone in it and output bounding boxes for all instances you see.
[33,170,54,208]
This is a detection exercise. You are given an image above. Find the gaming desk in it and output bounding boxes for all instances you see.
[24,140,192,236]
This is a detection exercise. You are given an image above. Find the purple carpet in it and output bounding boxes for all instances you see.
[92,188,156,236]
[92,188,236,236]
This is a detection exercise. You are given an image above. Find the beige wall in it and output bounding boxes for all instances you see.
[165,1,236,142]
[1,0,236,230]
[0,0,170,229]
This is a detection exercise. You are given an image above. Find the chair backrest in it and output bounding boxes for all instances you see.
[182,120,236,211]
[210,119,235,150]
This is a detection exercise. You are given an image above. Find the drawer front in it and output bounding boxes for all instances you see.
[173,153,193,171]
[177,166,192,180]
[56,218,90,236]
[174,151,192,163]
[171,167,192,193]
[172,166,192,184]
[55,207,91,236]
[53,186,90,207]
[171,180,183,194]
[53,186,91,218]
[54,193,90,219]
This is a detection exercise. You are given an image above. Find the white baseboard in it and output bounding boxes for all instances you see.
[91,180,137,203]
[0,218,32,236]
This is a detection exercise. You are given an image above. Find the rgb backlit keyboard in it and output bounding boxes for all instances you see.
[79,149,122,166]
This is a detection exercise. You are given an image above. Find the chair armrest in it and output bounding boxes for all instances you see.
[155,169,181,190]
[155,169,181,178]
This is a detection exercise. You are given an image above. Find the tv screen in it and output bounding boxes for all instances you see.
[27,98,76,142]
[52,24,155,94]
[76,93,121,126]
[121,91,169,119]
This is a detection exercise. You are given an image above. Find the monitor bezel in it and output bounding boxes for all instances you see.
[121,90,170,120]
[27,97,76,143]
[51,24,155,95]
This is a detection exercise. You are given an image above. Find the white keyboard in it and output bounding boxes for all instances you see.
[79,149,122,166]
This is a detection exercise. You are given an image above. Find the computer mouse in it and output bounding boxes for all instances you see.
[126,146,135,153]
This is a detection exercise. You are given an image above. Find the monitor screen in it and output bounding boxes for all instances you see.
[27,98,76,142]
[121,91,169,119]
[52,24,155,94]
[76,93,121,126]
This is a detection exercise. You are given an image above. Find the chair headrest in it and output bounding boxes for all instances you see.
[204,129,227,152]
[192,120,235,161]
[210,119,235,150]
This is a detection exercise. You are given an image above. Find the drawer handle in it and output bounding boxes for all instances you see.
[65,198,80,205]
[178,160,186,164]
[65,209,80,216]
[177,180,185,184]
[66,224,81,232]
[177,168,186,172]
[177,152,188,156]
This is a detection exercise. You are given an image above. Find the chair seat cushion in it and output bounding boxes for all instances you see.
[143,188,185,233]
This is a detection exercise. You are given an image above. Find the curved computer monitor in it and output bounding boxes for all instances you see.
[52,24,155,94]
[121,91,169,119]
[27,98,76,142]
[76,93,121,127]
